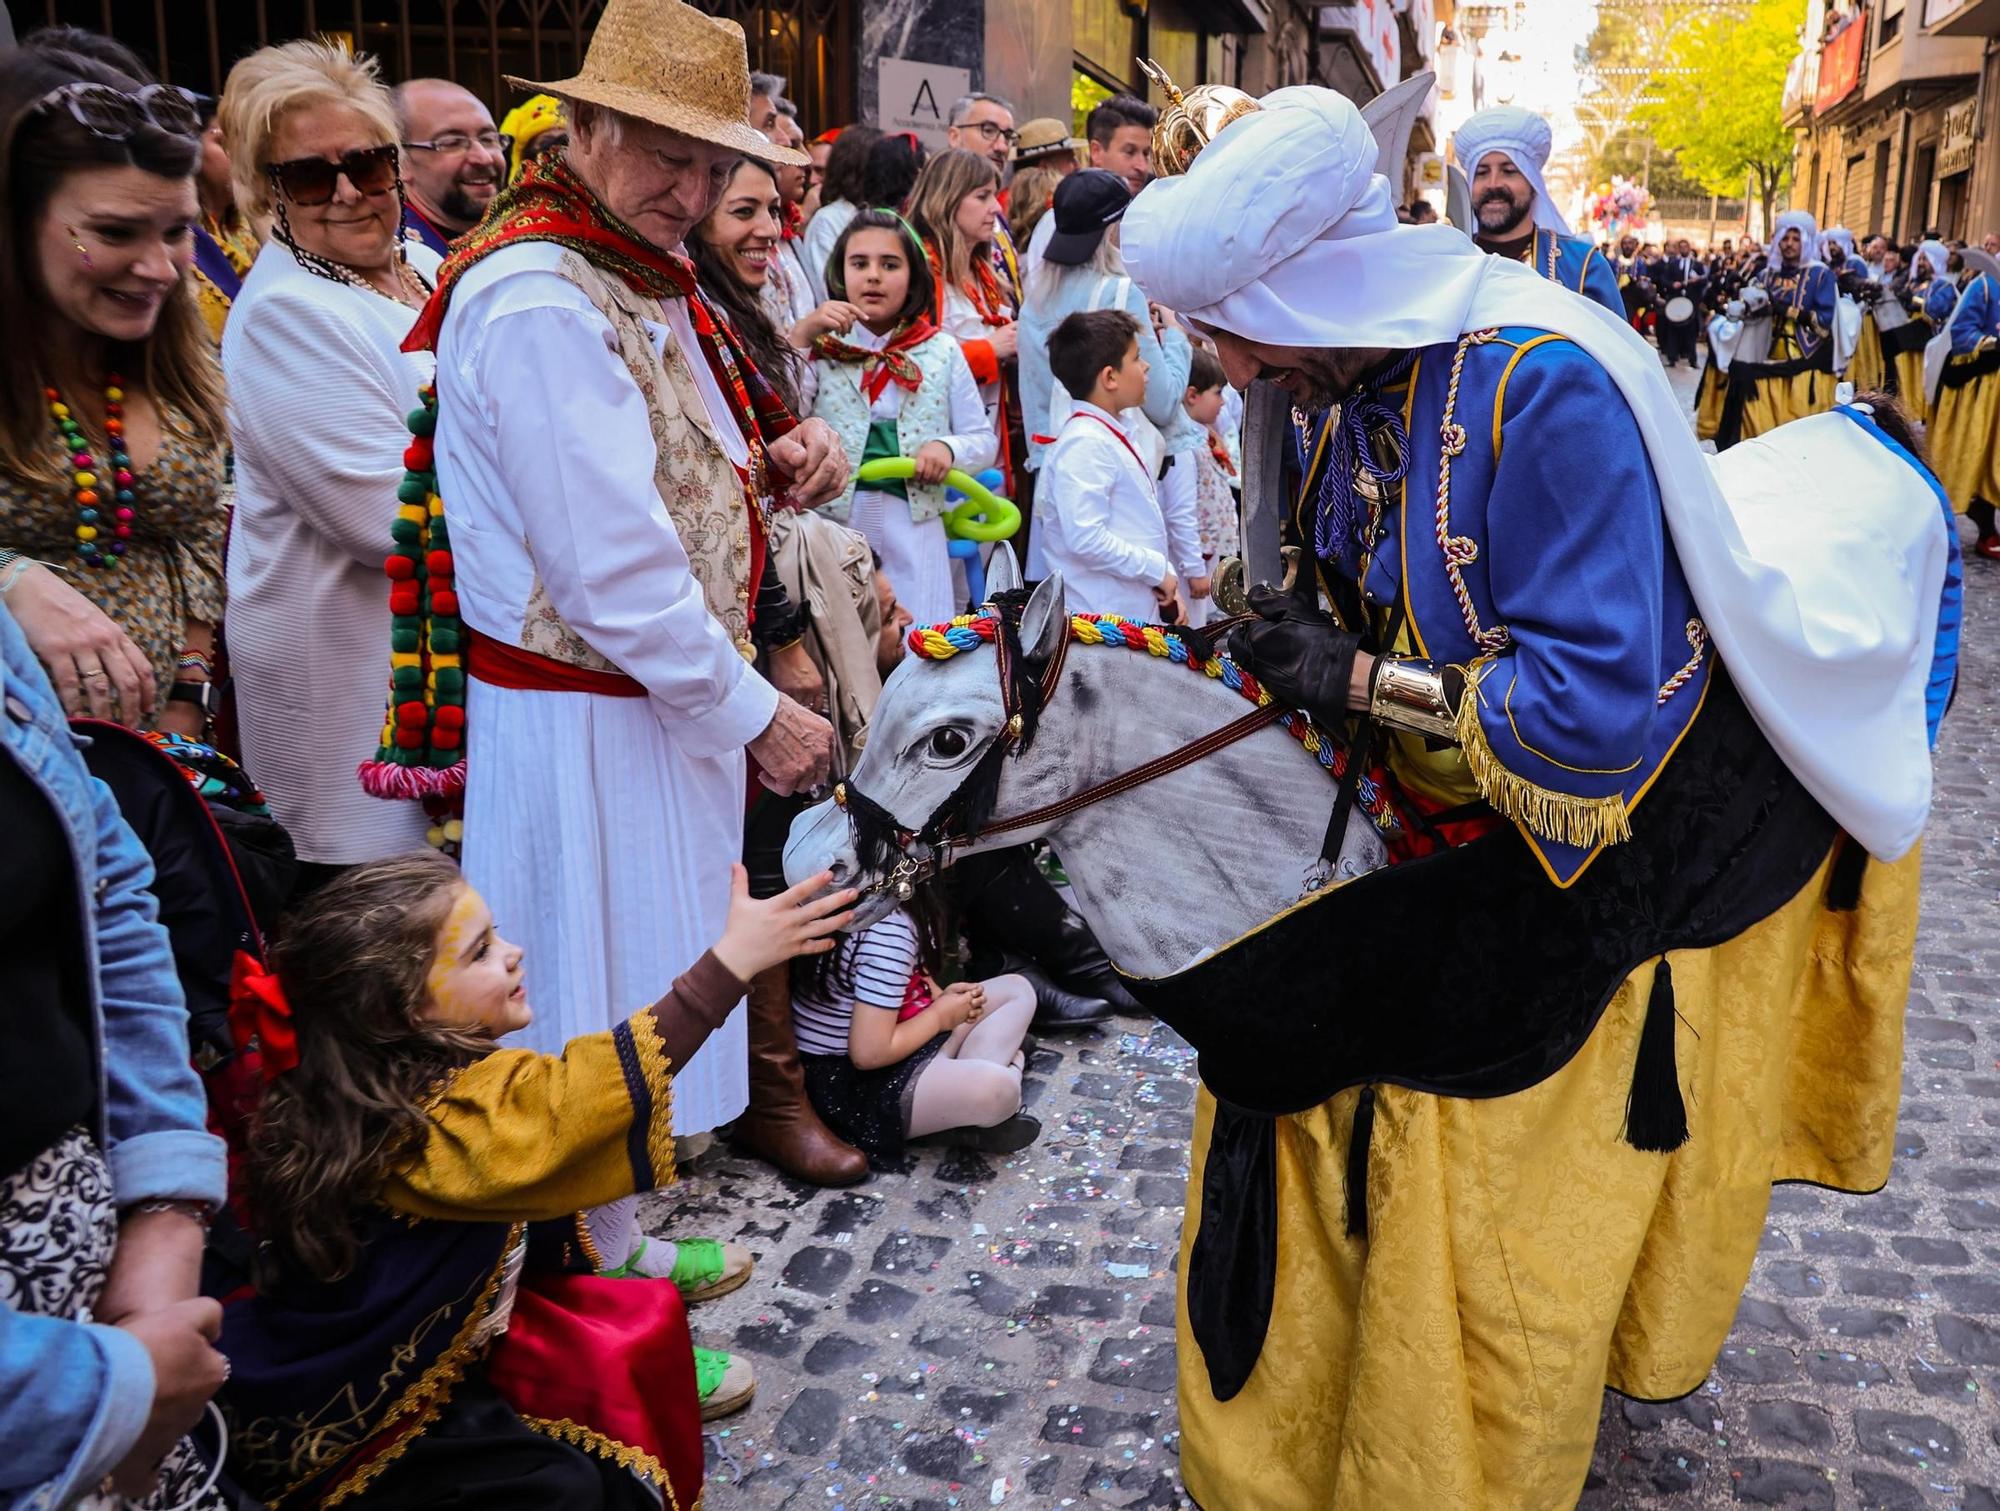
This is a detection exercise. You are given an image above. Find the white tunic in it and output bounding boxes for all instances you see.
[434,241,779,1133]
[1036,401,1171,624]
[223,240,439,864]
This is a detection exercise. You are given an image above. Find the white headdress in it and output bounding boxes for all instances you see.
[1773,209,1821,264]
[1450,105,1570,235]
[1121,85,1947,865]
[1820,225,1855,263]
[1916,239,1950,281]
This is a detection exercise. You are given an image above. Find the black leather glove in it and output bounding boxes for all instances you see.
[1226,583,1362,730]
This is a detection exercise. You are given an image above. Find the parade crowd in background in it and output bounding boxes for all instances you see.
[0,3,1994,1508]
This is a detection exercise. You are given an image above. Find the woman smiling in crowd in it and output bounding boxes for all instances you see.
[0,46,228,736]
[219,41,439,884]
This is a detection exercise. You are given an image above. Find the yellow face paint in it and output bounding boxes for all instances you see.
[425,887,483,1020]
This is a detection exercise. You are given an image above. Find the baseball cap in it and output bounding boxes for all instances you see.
[1044,169,1132,266]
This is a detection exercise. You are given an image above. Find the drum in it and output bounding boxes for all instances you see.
[1664,295,1695,325]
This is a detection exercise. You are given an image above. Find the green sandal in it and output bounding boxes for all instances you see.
[599,1237,755,1300]
[694,1346,756,1421]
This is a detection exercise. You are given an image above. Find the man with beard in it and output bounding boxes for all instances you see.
[1117,79,1943,1511]
[1696,209,1838,446]
[395,79,507,254]
[1451,104,1622,315]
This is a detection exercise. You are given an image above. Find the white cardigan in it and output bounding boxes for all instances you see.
[223,240,441,864]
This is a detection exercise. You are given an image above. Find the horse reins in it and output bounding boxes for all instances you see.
[834,606,1272,898]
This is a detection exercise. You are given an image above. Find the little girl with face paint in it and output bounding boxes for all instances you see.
[215,851,854,1507]
[808,210,999,626]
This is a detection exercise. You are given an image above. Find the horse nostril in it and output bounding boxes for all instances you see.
[828,859,851,884]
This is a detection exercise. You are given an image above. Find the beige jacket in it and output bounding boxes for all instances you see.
[768,509,881,775]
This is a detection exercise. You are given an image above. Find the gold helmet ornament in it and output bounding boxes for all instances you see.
[1137,59,1261,178]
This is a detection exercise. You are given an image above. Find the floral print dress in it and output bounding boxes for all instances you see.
[3,406,228,724]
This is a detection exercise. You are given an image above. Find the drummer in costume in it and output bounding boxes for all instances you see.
[1121,75,1947,1511]
[1651,237,1704,367]
[1928,248,2000,559]
[1696,208,1836,447]
[1452,105,1623,317]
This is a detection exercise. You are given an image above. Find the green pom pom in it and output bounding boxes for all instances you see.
[429,627,461,654]
[406,406,437,437]
[390,517,421,544]
[433,667,465,695]
[392,665,422,691]
[397,476,429,505]
[391,626,420,653]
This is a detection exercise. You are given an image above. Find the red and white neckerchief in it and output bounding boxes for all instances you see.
[1065,407,1148,474]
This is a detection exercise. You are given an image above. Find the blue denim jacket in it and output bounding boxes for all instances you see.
[0,605,228,1510]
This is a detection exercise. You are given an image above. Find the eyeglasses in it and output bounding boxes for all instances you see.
[266,144,401,206]
[33,82,203,141]
[961,120,1019,146]
[405,130,513,159]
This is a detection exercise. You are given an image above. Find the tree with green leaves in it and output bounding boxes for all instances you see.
[1640,0,1797,229]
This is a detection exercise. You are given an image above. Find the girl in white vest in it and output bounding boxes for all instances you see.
[809,211,998,626]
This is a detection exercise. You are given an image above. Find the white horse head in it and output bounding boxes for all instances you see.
[784,575,1388,978]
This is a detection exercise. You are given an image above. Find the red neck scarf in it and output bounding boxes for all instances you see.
[814,317,939,402]
[402,154,797,509]
[780,200,804,241]
[924,241,1010,329]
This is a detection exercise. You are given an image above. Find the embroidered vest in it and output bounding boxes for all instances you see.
[526,251,756,668]
[813,330,959,525]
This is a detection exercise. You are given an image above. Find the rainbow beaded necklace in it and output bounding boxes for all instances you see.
[48,377,135,569]
[907,612,1400,835]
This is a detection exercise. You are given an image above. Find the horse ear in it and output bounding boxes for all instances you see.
[1019,574,1068,665]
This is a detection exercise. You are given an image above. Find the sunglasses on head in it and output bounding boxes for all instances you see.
[33,81,203,141]
[266,143,400,206]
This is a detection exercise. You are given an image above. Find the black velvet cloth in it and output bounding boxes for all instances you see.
[1938,341,2000,390]
[1136,670,1840,1400]
[1715,341,1835,449]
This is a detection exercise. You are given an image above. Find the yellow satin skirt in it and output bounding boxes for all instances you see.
[1893,348,1931,424]
[1693,361,1726,442]
[1176,844,1918,1511]
[1848,319,1886,394]
[1929,361,2000,514]
[1737,366,1838,440]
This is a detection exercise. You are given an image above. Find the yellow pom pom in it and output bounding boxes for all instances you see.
[426,826,447,848]
[50,403,69,419]
[443,819,464,842]
[398,503,427,524]
[427,494,445,516]
[389,651,421,669]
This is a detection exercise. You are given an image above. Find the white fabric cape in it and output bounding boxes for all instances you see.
[1127,190,1942,859]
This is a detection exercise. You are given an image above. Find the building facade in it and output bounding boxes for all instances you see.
[1785,0,1995,242]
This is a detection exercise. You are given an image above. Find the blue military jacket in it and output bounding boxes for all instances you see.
[1299,327,1709,887]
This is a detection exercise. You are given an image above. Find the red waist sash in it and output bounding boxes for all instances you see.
[465,626,646,697]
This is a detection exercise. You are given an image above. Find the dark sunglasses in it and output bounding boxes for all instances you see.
[33,81,203,141]
[266,144,401,206]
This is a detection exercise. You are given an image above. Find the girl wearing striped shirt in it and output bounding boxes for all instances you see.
[791,906,1039,1156]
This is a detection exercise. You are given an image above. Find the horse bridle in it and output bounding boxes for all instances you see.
[833,603,1281,901]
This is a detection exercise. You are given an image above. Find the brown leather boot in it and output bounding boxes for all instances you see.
[726,963,870,1186]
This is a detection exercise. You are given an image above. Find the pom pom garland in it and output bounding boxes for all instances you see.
[358,383,468,850]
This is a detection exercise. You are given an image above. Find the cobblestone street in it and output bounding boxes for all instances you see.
[655,365,2000,1510]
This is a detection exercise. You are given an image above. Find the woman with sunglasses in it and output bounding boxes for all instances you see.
[0,46,229,740]
[218,41,438,881]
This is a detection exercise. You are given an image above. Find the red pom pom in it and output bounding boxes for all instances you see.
[403,440,434,471]
[396,700,428,724]
[430,729,461,751]
[394,729,426,749]
[434,705,466,730]
[431,590,459,616]
[390,588,422,617]
[385,554,417,580]
[425,549,453,575]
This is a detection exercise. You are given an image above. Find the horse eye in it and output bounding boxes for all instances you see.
[928,727,969,760]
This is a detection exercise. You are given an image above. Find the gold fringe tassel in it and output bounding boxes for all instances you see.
[626,1011,679,1189]
[517,1415,686,1510]
[1456,681,1632,851]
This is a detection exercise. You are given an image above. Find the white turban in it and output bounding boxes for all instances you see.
[1773,209,1820,264]
[1119,85,1946,867]
[1451,105,1571,235]
[1820,225,1855,263]
[1917,239,1950,281]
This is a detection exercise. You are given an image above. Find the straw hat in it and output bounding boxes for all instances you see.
[1012,117,1079,165]
[507,0,807,166]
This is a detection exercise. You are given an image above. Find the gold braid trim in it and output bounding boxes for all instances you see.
[574,1211,605,1272]
[316,1223,525,1507]
[626,1010,678,1189]
[1457,668,1633,850]
[517,1415,688,1511]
